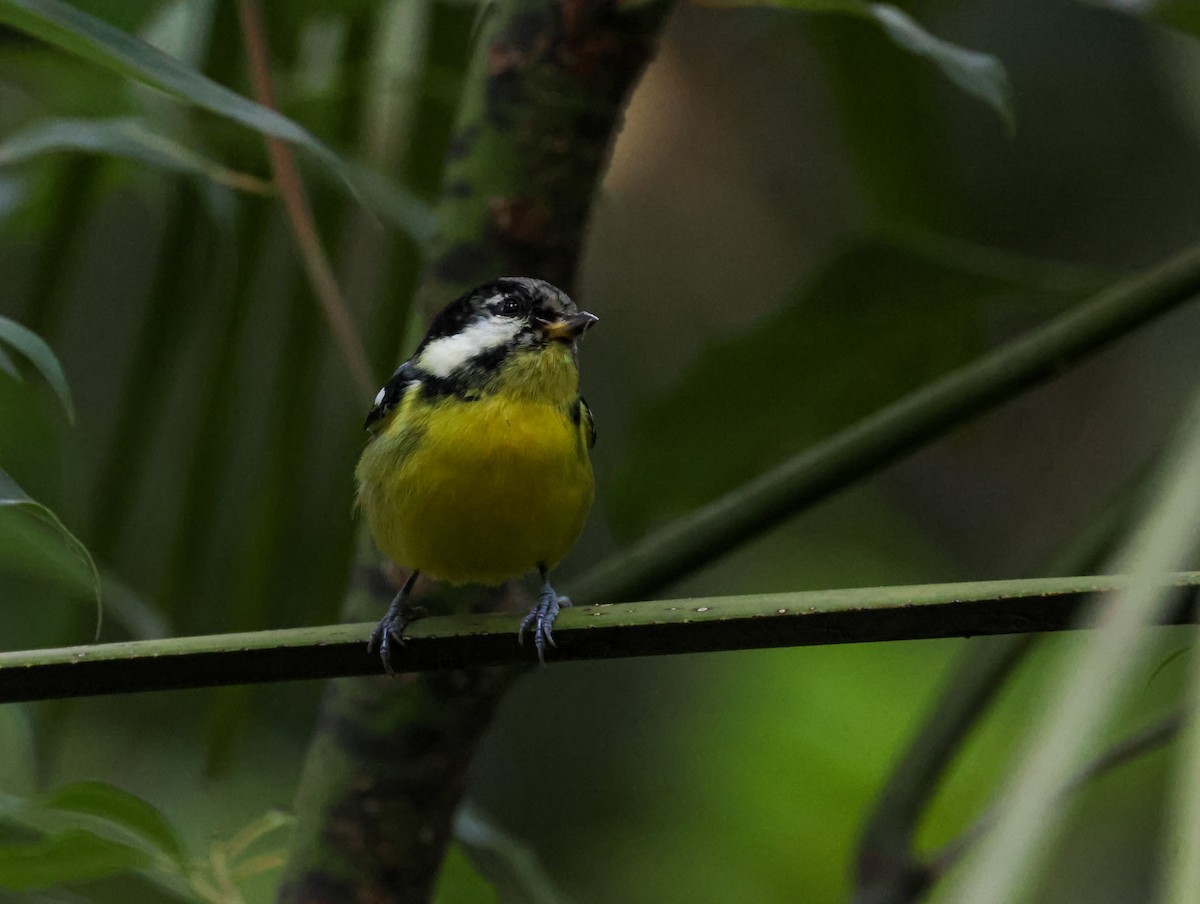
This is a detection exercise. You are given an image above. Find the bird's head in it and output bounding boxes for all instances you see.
[413,278,598,391]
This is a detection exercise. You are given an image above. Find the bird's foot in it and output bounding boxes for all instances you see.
[519,585,571,665]
[368,598,426,676]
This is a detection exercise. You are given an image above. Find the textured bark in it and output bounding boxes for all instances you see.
[277,1,671,900]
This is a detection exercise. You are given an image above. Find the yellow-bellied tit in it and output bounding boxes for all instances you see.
[355,277,598,671]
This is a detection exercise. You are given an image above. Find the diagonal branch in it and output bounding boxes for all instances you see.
[571,240,1200,606]
[236,0,375,398]
[852,470,1147,903]
[930,710,1183,878]
[2,573,1198,704]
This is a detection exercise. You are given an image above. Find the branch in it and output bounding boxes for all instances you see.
[850,710,1183,904]
[930,710,1183,878]
[852,472,1145,903]
[237,0,375,398]
[853,635,1034,901]
[3,574,1198,704]
[570,240,1200,605]
[276,2,675,900]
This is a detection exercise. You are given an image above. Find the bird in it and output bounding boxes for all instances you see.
[355,277,598,672]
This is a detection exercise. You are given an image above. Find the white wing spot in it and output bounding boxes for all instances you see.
[374,387,386,406]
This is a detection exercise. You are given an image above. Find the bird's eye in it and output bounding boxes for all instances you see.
[499,298,522,316]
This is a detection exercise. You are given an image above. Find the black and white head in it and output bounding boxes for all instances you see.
[364,278,598,429]
[413,277,598,382]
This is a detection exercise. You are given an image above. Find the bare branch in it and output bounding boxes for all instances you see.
[1,573,1197,704]
[931,711,1183,878]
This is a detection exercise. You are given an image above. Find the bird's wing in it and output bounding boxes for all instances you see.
[578,396,597,449]
[364,361,420,431]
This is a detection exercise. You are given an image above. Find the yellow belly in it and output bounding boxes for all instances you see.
[356,393,594,585]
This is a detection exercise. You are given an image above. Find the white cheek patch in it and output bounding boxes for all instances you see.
[417,316,523,378]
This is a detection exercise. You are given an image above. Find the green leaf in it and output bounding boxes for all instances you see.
[346,161,437,246]
[0,467,102,640]
[0,515,160,639]
[862,4,1012,132]
[608,235,1074,536]
[0,829,152,888]
[0,117,436,244]
[0,0,358,201]
[710,0,1014,131]
[68,0,166,33]
[0,116,273,195]
[44,783,187,873]
[0,316,74,423]
[97,574,170,641]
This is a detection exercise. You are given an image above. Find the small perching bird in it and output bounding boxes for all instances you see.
[355,277,598,671]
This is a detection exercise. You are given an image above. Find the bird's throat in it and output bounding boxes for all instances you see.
[491,343,580,407]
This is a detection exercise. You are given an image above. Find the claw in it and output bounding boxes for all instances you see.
[368,572,421,676]
[519,579,571,665]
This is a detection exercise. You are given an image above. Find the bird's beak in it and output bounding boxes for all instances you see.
[539,311,599,342]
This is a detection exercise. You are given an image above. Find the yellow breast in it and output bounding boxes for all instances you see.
[356,387,594,586]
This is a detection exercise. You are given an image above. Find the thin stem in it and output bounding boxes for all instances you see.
[854,635,1034,900]
[0,573,1198,704]
[236,0,375,398]
[931,712,1182,877]
[853,465,1147,902]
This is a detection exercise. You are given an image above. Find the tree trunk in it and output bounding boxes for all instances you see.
[276,0,672,900]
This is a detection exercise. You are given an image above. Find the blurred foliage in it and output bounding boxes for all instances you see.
[0,0,1199,902]
[706,0,1014,132]
[607,231,1094,536]
[0,774,294,902]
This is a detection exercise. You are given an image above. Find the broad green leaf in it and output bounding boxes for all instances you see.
[0,0,362,203]
[0,515,163,640]
[0,118,435,243]
[0,116,272,195]
[0,468,102,639]
[346,161,438,246]
[0,828,152,888]
[608,235,1076,536]
[69,0,166,32]
[44,783,187,873]
[97,574,170,641]
[707,0,1014,131]
[0,316,73,423]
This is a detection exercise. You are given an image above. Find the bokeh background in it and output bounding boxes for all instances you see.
[2,0,1200,902]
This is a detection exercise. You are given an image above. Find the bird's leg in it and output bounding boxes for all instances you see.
[519,566,572,665]
[368,570,422,676]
